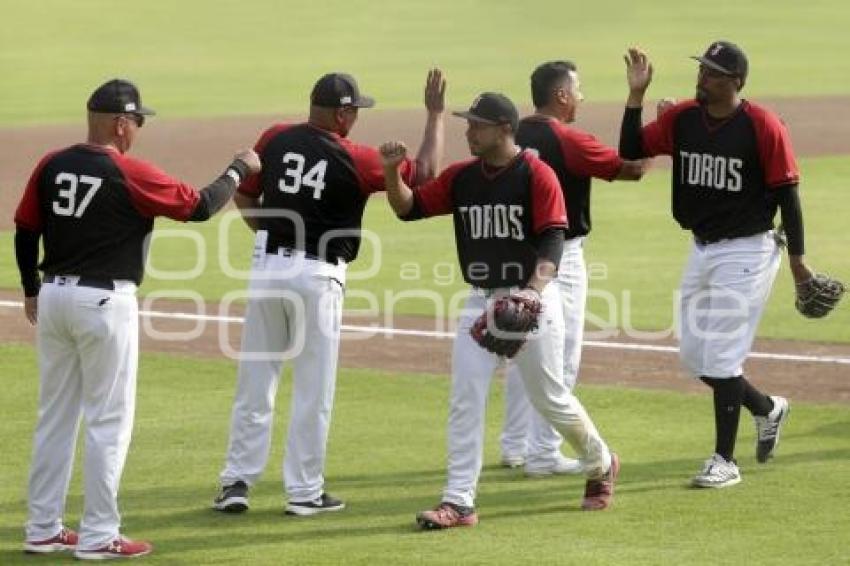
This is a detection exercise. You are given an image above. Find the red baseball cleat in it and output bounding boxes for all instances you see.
[581,452,620,510]
[74,537,153,560]
[416,502,479,529]
[23,527,78,553]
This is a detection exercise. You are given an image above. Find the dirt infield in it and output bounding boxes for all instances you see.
[2,97,850,403]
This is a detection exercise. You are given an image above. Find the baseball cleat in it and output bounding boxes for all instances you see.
[416,502,478,529]
[23,527,78,554]
[525,453,583,477]
[213,481,249,513]
[581,452,619,510]
[754,396,790,463]
[74,537,152,560]
[500,454,526,468]
[285,493,345,516]
[691,454,741,488]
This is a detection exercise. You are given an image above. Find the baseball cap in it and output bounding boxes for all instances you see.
[311,73,375,108]
[691,41,749,81]
[87,79,156,115]
[452,92,519,131]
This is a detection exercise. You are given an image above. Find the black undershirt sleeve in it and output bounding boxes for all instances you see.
[773,183,805,256]
[619,107,645,160]
[536,227,565,266]
[14,228,41,297]
[398,192,426,221]
[188,158,251,222]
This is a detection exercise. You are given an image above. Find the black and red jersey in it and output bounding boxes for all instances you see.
[14,144,201,284]
[411,150,566,289]
[517,116,622,238]
[239,123,418,263]
[640,99,799,241]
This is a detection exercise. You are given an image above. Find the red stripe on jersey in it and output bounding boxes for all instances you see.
[14,149,62,232]
[339,137,417,195]
[641,99,699,157]
[238,123,295,197]
[113,153,200,221]
[413,158,476,217]
[742,101,800,188]
[525,151,568,233]
[551,120,623,181]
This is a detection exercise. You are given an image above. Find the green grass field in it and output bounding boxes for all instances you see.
[2,0,850,125]
[0,343,848,565]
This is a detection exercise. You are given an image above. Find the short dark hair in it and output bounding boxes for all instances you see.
[530,61,577,108]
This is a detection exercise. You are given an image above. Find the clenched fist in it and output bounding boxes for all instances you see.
[379,141,408,169]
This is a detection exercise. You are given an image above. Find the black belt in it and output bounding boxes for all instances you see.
[44,275,115,291]
[265,244,338,265]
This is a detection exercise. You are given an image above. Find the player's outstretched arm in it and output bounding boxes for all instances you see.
[189,149,261,222]
[380,141,415,216]
[412,68,446,185]
[619,48,654,160]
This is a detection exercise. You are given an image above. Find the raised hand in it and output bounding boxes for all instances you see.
[624,47,653,95]
[379,141,408,169]
[424,68,446,114]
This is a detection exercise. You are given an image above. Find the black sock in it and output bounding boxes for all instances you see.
[740,376,774,417]
[700,376,744,461]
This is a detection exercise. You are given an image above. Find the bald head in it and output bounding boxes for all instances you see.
[87,111,143,153]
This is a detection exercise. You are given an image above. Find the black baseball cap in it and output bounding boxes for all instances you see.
[87,79,156,115]
[691,41,749,81]
[311,73,375,108]
[452,92,519,131]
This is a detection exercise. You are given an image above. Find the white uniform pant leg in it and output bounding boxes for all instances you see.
[72,284,139,550]
[26,283,83,542]
[513,283,611,478]
[442,292,500,509]
[679,233,780,378]
[499,365,532,460]
[220,266,289,487]
[526,241,588,459]
[284,271,344,501]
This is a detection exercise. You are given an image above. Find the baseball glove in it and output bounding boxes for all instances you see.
[470,289,543,358]
[795,273,845,319]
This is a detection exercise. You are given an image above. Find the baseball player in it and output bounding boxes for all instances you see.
[619,42,810,487]
[213,70,445,515]
[379,92,619,529]
[14,78,260,558]
[500,61,647,476]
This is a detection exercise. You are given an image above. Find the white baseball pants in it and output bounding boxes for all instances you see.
[219,248,346,502]
[442,282,611,509]
[501,237,587,462]
[26,277,139,550]
[678,231,781,378]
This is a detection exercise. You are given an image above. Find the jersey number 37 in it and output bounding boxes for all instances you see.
[279,152,327,200]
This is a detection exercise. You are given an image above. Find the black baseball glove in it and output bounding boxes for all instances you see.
[470,289,543,358]
[795,273,845,318]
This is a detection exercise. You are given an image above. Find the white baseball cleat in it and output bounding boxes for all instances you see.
[691,453,741,488]
[524,453,583,477]
[500,454,526,468]
[754,396,790,463]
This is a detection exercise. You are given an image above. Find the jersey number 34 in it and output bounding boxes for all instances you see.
[279,152,327,200]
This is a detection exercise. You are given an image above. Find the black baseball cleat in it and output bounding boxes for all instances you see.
[285,493,345,516]
[213,481,249,513]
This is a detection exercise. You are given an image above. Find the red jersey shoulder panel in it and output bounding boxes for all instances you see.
[114,153,200,221]
[14,149,64,232]
[338,136,417,195]
[642,99,699,157]
[525,151,567,233]
[742,100,800,188]
[413,158,476,217]
[552,121,623,181]
[238,123,295,197]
